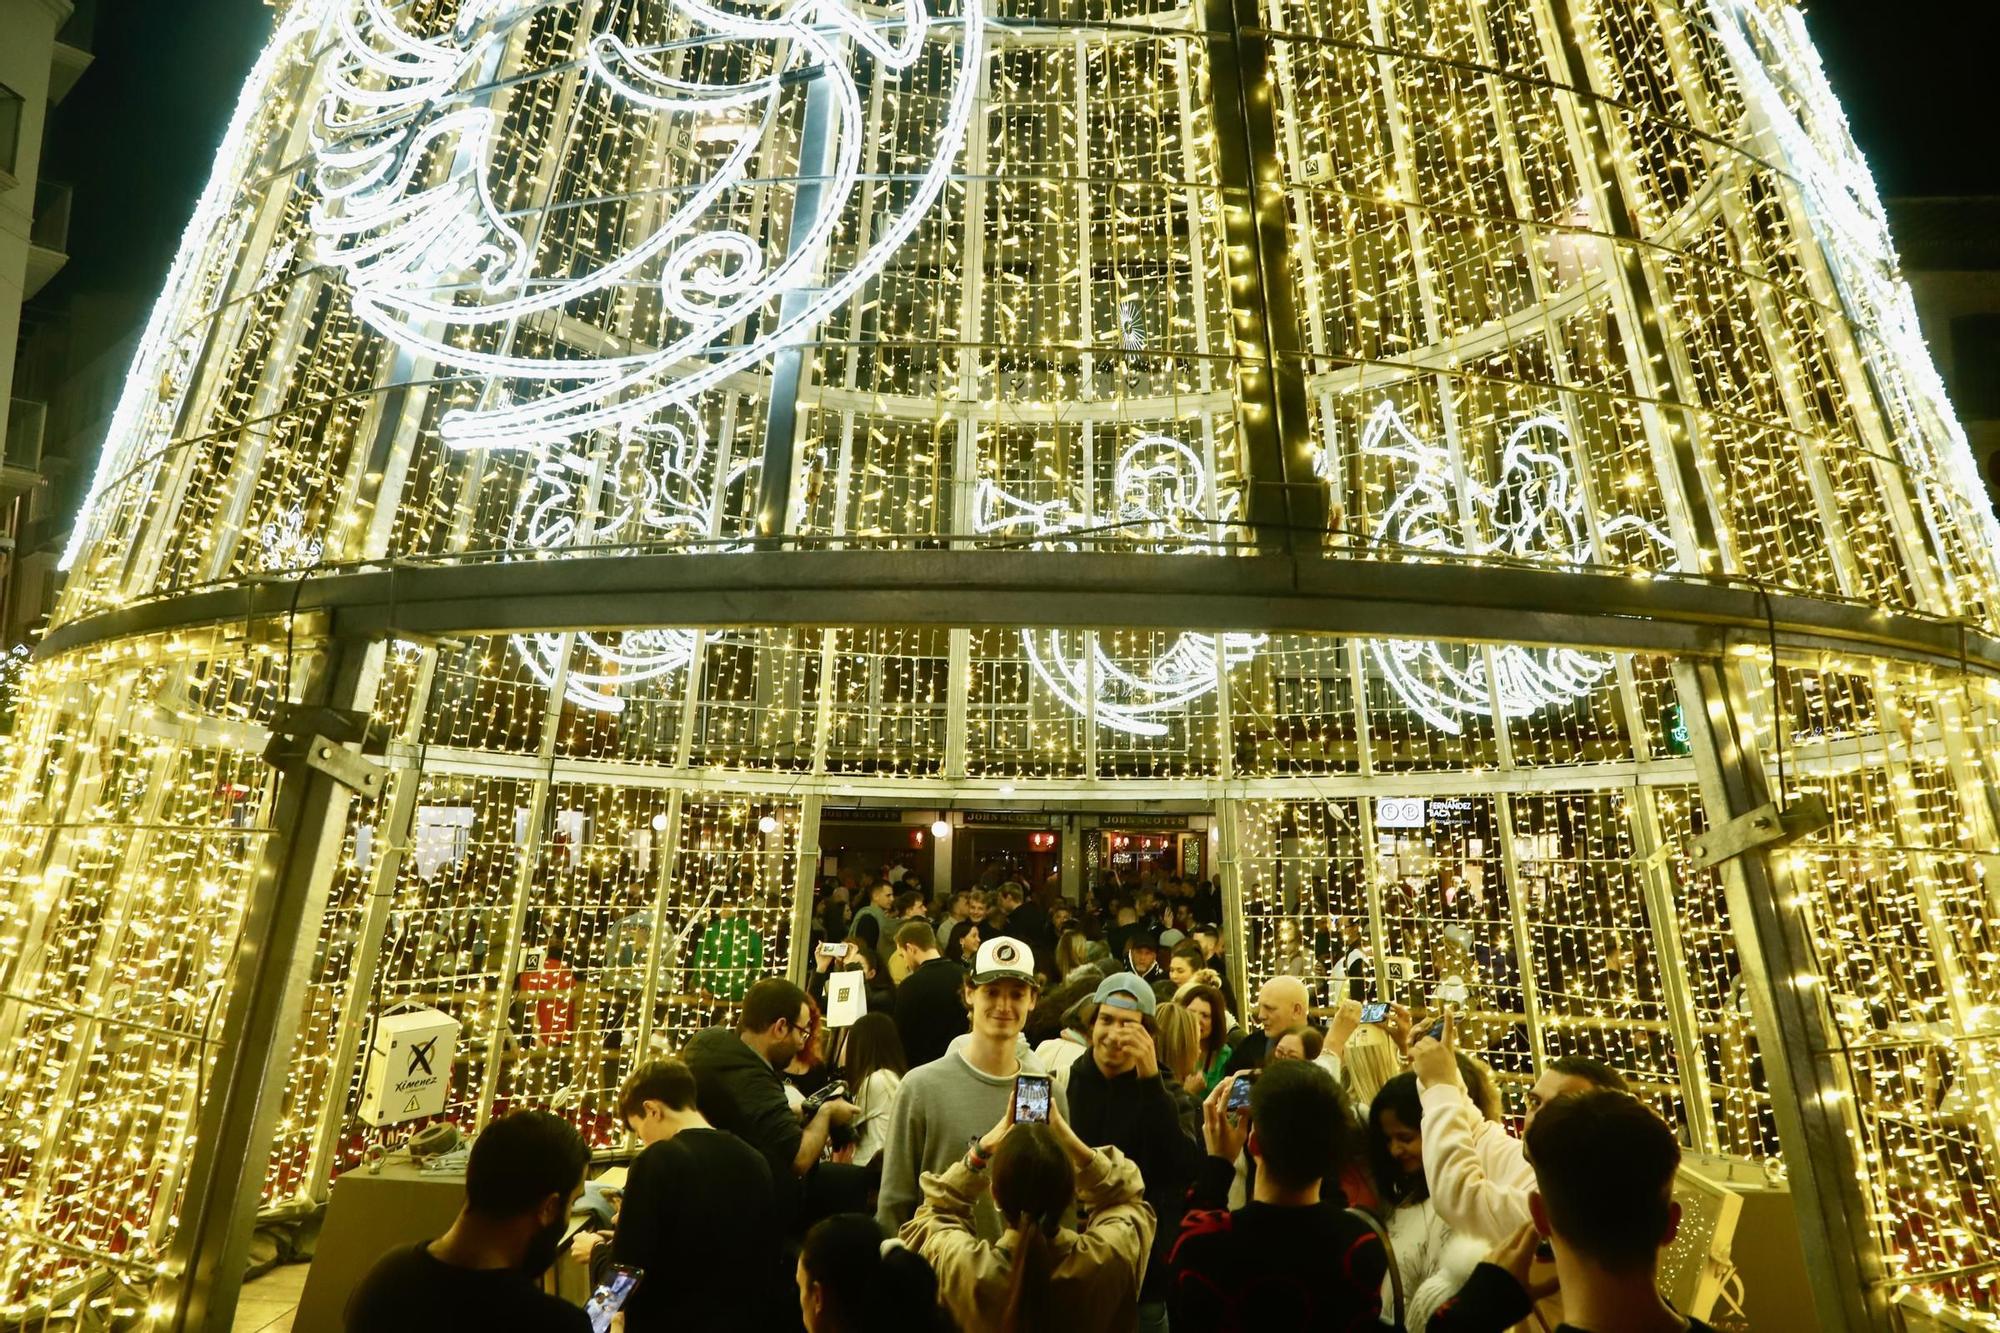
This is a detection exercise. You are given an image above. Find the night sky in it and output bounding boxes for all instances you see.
[29,0,2000,356]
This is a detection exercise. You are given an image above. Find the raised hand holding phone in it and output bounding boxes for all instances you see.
[1201,1075,1251,1162]
[1409,1005,1459,1091]
[1011,1073,1052,1124]
[1328,997,1364,1053]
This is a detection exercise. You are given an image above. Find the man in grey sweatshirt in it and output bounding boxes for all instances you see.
[875,936,1068,1239]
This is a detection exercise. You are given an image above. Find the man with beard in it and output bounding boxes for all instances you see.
[346,1110,591,1332]
[684,978,859,1231]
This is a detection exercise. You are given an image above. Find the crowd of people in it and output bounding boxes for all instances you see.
[345,867,1718,1333]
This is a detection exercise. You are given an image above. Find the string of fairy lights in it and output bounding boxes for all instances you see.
[1,0,1998,1326]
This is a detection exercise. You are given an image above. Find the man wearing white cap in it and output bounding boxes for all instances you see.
[876,936,1069,1240]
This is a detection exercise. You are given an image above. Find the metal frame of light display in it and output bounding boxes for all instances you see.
[6,0,2000,1328]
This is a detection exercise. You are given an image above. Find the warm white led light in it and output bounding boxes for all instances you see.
[1331,403,1676,734]
[308,0,982,452]
[973,434,1262,736]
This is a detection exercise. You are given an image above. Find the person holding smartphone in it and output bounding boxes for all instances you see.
[591,1058,780,1333]
[1169,1062,1387,1332]
[902,1096,1154,1332]
[876,936,1068,1241]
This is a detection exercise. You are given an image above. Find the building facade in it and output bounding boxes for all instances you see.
[0,0,87,653]
[1,1,1998,1328]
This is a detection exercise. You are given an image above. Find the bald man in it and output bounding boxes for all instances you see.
[1224,975,1310,1075]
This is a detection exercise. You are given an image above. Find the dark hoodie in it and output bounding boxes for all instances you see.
[1067,1047,1205,1306]
[680,1026,801,1225]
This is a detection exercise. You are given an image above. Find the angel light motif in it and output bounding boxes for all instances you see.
[509,406,759,711]
[1329,402,1676,735]
[973,435,1262,737]
[311,0,984,452]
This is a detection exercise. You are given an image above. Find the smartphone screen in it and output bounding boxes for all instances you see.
[585,1265,642,1333]
[817,942,845,959]
[1426,1017,1447,1041]
[1359,1001,1389,1024]
[1226,1074,1253,1113]
[1012,1074,1051,1124]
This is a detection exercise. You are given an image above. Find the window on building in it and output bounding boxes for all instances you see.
[0,84,24,178]
[1950,313,2000,420]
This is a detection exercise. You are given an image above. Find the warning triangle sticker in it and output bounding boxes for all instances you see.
[403,1093,425,1114]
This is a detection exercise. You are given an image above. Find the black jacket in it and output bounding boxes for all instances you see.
[1223,1031,1269,1077]
[1007,901,1054,957]
[892,955,968,1068]
[609,1129,779,1332]
[1067,1050,1205,1304]
[680,1027,801,1225]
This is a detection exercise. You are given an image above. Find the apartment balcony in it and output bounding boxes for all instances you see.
[50,1,96,104]
[23,180,70,300]
[4,399,47,491]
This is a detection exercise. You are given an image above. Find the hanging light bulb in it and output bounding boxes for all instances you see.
[758,814,778,834]
[931,819,951,839]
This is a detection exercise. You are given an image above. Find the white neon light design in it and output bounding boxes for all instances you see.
[973,434,1262,737]
[259,505,325,572]
[508,407,758,712]
[309,0,983,452]
[1708,0,2000,584]
[60,3,328,570]
[1326,403,1677,734]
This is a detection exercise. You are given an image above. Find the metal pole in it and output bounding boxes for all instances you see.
[1494,793,1547,1073]
[160,640,388,1331]
[1670,657,1889,1330]
[788,794,824,987]
[756,64,841,543]
[1357,796,1389,1002]
[632,789,685,1060]
[1627,786,1720,1155]
[1217,796,1251,1023]
[1199,0,1324,551]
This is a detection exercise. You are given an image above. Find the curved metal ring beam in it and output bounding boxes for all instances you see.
[33,550,2000,680]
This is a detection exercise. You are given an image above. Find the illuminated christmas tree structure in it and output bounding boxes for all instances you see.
[3,0,1998,1325]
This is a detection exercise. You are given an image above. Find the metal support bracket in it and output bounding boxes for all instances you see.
[262,704,386,795]
[300,739,387,796]
[1688,794,1831,871]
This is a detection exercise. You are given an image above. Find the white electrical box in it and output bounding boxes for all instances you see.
[358,1006,461,1127]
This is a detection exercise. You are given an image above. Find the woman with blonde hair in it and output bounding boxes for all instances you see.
[903,1104,1153,1332]
[1151,1001,1206,1135]
[1338,1023,1402,1113]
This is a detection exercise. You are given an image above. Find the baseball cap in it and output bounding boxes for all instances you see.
[969,936,1038,987]
[1126,925,1162,952]
[1091,971,1159,1018]
[1158,928,1186,949]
